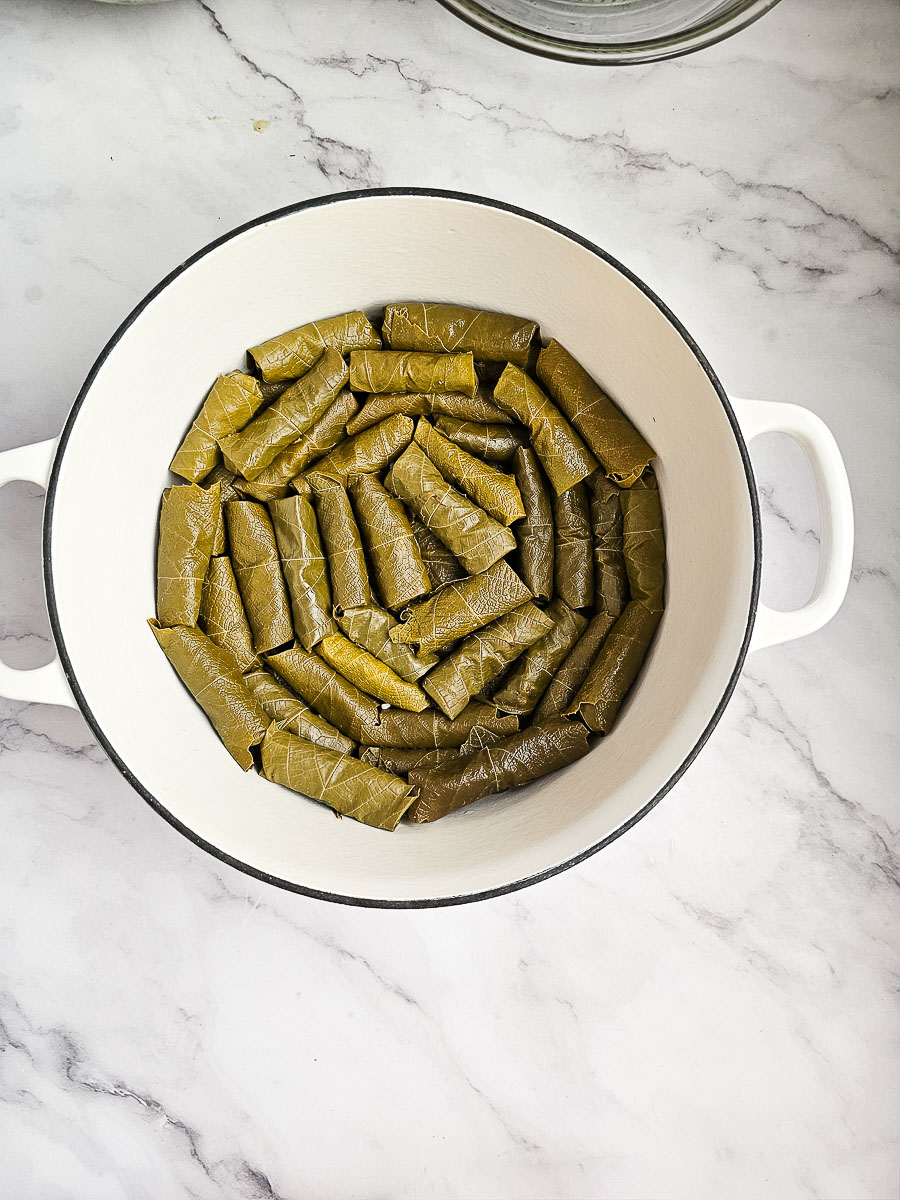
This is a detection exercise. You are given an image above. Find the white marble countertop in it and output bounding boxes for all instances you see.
[2,1,898,1196]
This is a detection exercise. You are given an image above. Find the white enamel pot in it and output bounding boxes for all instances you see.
[0,190,853,907]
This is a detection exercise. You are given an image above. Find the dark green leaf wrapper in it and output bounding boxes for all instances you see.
[620,471,665,613]
[512,447,554,603]
[386,442,516,575]
[494,364,598,494]
[349,350,477,397]
[237,390,359,502]
[553,482,593,610]
[435,417,528,463]
[359,745,463,774]
[336,602,438,682]
[357,702,518,749]
[566,600,661,732]
[382,302,539,367]
[170,371,267,483]
[303,415,414,485]
[199,554,257,671]
[266,645,381,739]
[244,666,355,754]
[248,310,381,383]
[346,389,510,436]
[392,560,533,654]
[492,598,588,716]
[408,515,466,591]
[309,476,371,613]
[423,602,555,720]
[587,472,629,619]
[225,501,294,654]
[349,472,431,609]
[536,339,655,488]
[407,717,590,823]
[261,726,415,831]
[150,622,269,770]
[268,491,336,650]
[414,418,524,525]
[532,611,617,722]
[157,483,220,628]
[220,348,349,480]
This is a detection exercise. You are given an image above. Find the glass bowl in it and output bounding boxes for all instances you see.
[435,0,783,64]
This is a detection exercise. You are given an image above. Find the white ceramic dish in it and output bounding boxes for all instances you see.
[0,189,853,907]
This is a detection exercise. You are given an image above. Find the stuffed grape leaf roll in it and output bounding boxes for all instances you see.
[619,470,666,614]
[268,491,336,650]
[357,702,518,749]
[198,554,257,671]
[336,602,438,683]
[317,632,429,712]
[385,442,516,576]
[359,745,463,775]
[565,600,661,732]
[345,389,510,437]
[349,350,477,398]
[553,482,593,610]
[237,390,358,503]
[170,371,267,484]
[150,622,269,770]
[248,310,381,383]
[391,559,533,654]
[382,302,539,368]
[512,447,554,603]
[303,415,414,486]
[587,472,629,619]
[414,418,524,526]
[225,500,294,654]
[435,417,527,464]
[260,726,415,831]
[220,348,349,480]
[244,665,355,754]
[536,339,655,488]
[348,472,431,610]
[493,364,597,495]
[422,601,555,719]
[156,483,220,628]
[492,598,587,716]
[309,476,371,613]
[407,718,590,823]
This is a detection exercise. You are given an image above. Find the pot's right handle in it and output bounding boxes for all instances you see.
[730,397,854,652]
[0,439,75,708]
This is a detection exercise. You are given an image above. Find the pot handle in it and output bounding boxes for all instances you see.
[0,439,75,708]
[730,397,854,652]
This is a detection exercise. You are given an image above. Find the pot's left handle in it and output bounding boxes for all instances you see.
[0,439,76,708]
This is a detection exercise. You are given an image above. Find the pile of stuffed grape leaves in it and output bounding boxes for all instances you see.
[153,303,664,829]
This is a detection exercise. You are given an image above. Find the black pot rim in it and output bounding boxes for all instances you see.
[42,186,761,909]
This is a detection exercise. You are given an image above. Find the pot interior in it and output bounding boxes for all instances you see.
[49,193,756,904]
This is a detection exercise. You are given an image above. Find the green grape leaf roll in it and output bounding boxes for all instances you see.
[248,310,381,383]
[536,339,655,488]
[260,726,415,831]
[349,350,477,397]
[407,718,590,823]
[150,622,269,770]
[156,483,220,628]
[382,302,539,368]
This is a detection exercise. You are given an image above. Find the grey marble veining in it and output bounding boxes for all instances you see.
[1,1,899,1197]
